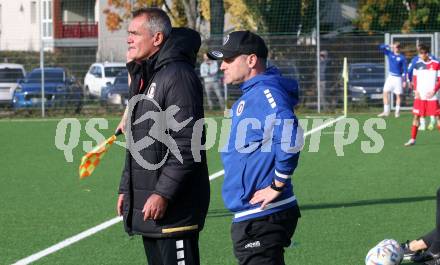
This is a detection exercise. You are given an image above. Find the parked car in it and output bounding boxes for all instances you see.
[13,67,83,111]
[84,62,126,98]
[0,63,26,106]
[100,69,129,107]
[348,63,385,102]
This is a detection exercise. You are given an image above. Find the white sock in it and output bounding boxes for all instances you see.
[430,116,436,125]
[384,105,390,113]
[395,105,400,113]
[420,117,426,126]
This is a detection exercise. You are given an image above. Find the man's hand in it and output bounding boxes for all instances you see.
[415,90,421,99]
[250,184,283,210]
[426,90,435,99]
[117,194,124,216]
[116,107,128,134]
[402,81,407,89]
[142,194,168,221]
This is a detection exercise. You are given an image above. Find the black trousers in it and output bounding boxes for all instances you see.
[421,187,440,253]
[142,233,200,265]
[231,205,301,265]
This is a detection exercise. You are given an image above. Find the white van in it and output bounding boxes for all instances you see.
[84,62,126,97]
[0,63,26,105]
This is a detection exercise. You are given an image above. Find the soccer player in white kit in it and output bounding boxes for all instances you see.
[378,42,407,118]
[404,44,440,146]
[407,44,438,130]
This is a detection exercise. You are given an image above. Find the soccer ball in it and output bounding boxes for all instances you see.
[365,239,404,265]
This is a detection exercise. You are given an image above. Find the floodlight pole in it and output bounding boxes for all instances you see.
[316,0,321,113]
[40,0,45,117]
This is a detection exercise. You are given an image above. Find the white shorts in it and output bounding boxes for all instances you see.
[383,75,403,95]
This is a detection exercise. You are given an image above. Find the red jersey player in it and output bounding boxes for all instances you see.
[405,44,440,146]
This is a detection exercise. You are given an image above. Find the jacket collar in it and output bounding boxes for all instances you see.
[126,51,159,77]
[239,66,280,93]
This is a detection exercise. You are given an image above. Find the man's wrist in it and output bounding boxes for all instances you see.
[270,180,285,192]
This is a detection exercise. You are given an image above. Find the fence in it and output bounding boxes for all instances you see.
[1,0,440,117]
[2,32,439,117]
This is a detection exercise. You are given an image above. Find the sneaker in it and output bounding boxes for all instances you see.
[413,250,440,263]
[378,112,390,117]
[395,112,400,118]
[425,257,440,265]
[401,241,420,261]
[404,139,416,147]
[428,123,435,131]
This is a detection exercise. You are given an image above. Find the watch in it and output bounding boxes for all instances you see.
[270,180,284,192]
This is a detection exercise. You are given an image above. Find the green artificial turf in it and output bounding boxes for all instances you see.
[0,113,438,265]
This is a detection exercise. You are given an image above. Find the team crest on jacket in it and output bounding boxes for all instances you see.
[236,100,245,116]
[147,82,156,98]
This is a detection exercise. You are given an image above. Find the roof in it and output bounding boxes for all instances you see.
[30,67,65,72]
[0,63,25,69]
[95,62,126,67]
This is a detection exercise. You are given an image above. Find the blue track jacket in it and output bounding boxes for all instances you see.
[380,44,407,77]
[407,54,437,82]
[221,66,304,222]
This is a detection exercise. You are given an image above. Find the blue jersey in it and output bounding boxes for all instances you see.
[407,54,437,81]
[221,66,304,222]
[380,44,407,77]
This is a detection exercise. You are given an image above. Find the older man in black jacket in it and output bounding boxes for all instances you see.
[116,8,210,265]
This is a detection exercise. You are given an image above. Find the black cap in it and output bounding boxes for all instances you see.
[207,31,268,60]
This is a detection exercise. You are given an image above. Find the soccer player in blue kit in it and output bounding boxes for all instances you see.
[378,42,407,118]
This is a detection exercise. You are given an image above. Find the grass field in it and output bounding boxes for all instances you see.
[1,113,439,265]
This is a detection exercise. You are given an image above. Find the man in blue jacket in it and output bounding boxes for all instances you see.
[208,31,304,265]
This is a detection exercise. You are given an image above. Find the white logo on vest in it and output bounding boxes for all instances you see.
[126,95,192,170]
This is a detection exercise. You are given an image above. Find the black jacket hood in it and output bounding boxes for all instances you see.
[155,27,201,70]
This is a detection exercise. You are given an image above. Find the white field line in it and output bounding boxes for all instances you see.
[0,115,226,123]
[209,170,225,181]
[12,115,345,265]
[11,217,123,265]
[303,115,345,137]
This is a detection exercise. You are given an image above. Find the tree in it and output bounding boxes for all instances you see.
[209,0,224,36]
[355,0,408,33]
[403,0,440,33]
[244,0,301,34]
[355,0,440,33]
[103,0,200,31]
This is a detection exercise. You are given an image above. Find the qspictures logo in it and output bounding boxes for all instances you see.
[54,96,386,168]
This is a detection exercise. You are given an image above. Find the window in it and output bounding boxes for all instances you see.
[0,68,25,83]
[104,67,126,78]
[30,2,36,24]
[27,70,64,83]
[95,67,102,77]
[42,0,53,38]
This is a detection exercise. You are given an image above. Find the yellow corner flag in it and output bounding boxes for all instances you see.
[79,129,122,179]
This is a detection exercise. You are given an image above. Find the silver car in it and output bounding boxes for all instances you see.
[0,63,26,105]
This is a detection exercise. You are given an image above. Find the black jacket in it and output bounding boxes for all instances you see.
[119,28,210,238]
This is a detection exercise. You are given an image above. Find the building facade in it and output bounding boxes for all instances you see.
[0,0,99,52]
